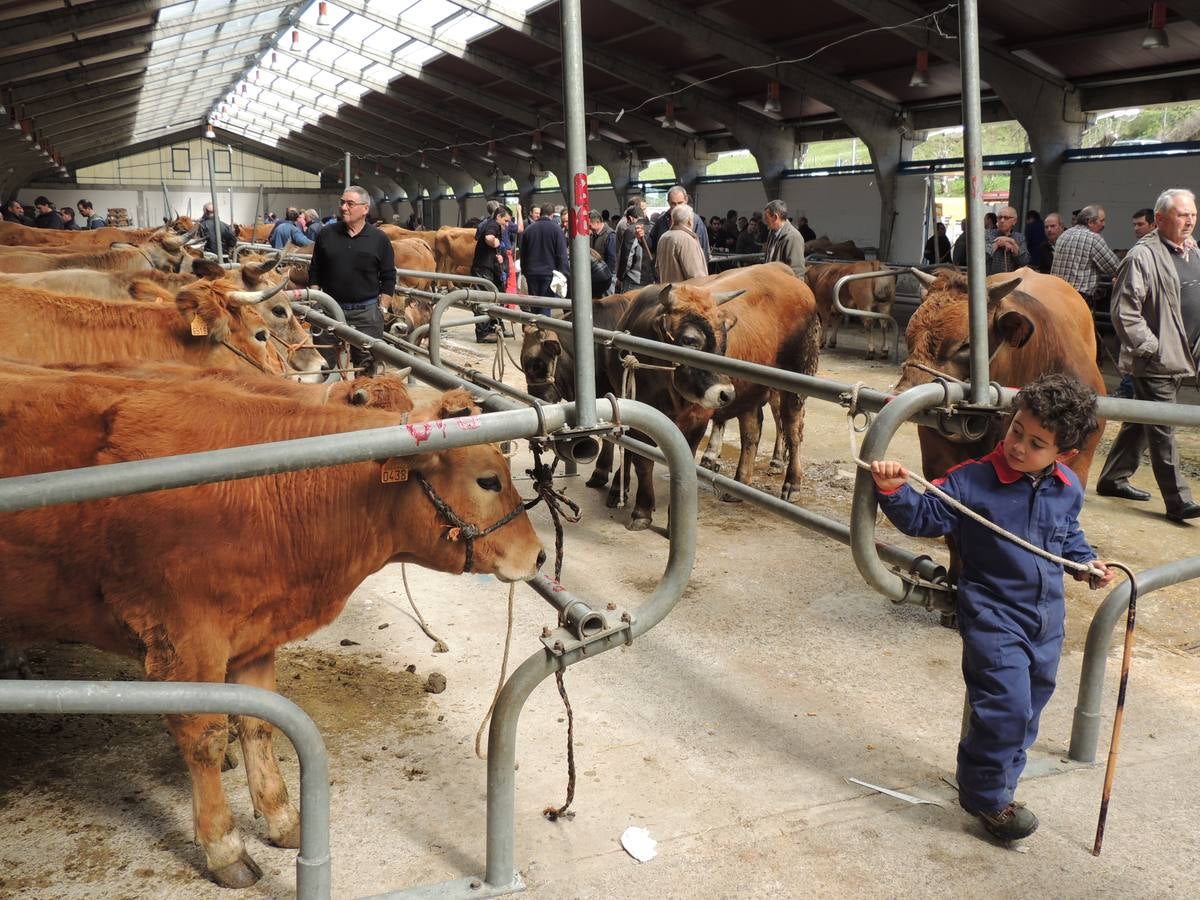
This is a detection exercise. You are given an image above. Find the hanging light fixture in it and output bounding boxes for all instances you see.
[270,51,278,69]
[451,146,462,166]
[909,50,930,88]
[662,99,675,129]
[317,1,329,26]
[1142,1,1169,49]
[19,119,33,141]
[205,122,216,139]
[763,80,782,114]
[530,129,542,152]
[291,29,300,49]
[486,139,496,159]
[374,163,381,176]
[588,118,600,141]
[419,152,428,168]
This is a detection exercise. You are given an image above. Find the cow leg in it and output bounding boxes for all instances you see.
[628,453,656,529]
[585,441,614,489]
[827,312,841,349]
[150,642,263,888]
[606,449,633,509]
[767,391,787,473]
[732,405,763,487]
[700,417,726,473]
[779,391,806,501]
[229,652,301,849]
[864,319,876,360]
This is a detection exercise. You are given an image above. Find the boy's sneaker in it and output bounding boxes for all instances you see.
[962,800,1039,841]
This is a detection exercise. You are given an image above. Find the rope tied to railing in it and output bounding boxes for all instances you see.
[612,353,677,508]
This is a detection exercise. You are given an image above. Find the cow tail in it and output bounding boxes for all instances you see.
[799,311,822,376]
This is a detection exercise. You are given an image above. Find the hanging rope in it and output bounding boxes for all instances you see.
[490,323,527,383]
[613,352,676,508]
[542,668,576,822]
[474,582,516,760]
[400,563,449,653]
[527,441,582,581]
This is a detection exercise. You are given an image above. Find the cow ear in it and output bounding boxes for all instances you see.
[175,289,230,343]
[128,279,171,304]
[190,258,225,280]
[657,283,674,310]
[986,276,1022,307]
[995,309,1035,348]
[720,311,739,333]
[437,388,481,419]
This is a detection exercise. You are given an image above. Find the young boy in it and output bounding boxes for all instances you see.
[871,373,1115,841]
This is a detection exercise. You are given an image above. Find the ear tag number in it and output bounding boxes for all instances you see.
[380,458,409,483]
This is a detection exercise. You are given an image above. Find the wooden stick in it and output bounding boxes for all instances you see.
[1093,563,1138,856]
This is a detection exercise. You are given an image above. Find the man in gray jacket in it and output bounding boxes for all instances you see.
[1096,187,1200,522]
[762,199,805,277]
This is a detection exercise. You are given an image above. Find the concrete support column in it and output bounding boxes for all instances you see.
[587,144,639,214]
[844,111,915,260]
[664,146,711,210]
[746,128,797,202]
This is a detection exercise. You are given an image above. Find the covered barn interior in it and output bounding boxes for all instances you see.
[2,1,1200,898]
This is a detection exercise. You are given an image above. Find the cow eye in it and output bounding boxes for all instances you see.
[271,305,287,318]
[477,475,502,492]
[680,333,702,347]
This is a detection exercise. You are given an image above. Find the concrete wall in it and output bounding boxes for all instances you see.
[1040,155,1199,254]
[22,184,342,228]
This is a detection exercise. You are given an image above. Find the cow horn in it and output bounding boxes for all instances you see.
[987,276,1023,307]
[227,273,290,305]
[909,268,937,287]
[712,289,746,306]
[185,238,206,249]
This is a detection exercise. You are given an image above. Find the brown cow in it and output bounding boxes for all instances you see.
[392,237,436,290]
[0,256,281,302]
[900,267,1107,612]
[0,231,194,273]
[804,236,866,260]
[693,263,823,499]
[0,218,193,249]
[0,280,325,382]
[379,225,475,275]
[520,293,634,488]
[0,368,543,886]
[805,260,896,359]
[236,223,275,243]
[601,282,737,528]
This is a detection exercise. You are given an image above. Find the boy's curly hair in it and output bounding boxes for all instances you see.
[1014,373,1099,452]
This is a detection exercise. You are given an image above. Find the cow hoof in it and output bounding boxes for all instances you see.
[585,472,609,490]
[627,517,652,531]
[210,851,264,888]
[768,459,785,474]
[699,456,721,473]
[780,483,798,502]
[718,491,742,504]
[270,820,302,850]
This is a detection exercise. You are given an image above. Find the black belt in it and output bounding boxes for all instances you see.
[340,298,378,310]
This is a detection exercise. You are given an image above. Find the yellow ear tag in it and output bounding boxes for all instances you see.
[190,315,209,336]
[380,458,409,484]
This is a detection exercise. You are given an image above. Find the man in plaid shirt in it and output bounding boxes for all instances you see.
[1050,205,1119,305]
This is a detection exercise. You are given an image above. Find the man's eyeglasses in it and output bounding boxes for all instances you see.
[998,215,1016,220]
[339,200,366,207]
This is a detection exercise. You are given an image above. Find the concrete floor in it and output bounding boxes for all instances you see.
[0,330,1197,898]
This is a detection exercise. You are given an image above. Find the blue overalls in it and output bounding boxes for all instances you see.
[877,445,1096,812]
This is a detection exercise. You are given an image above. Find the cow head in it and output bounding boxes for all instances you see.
[138,230,195,272]
[651,283,736,409]
[896,269,1024,392]
[227,275,325,383]
[390,389,544,582]
[520,324,564,402]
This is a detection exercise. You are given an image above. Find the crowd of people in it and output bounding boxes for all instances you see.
[460,187,815,341]
[3,197,107,229]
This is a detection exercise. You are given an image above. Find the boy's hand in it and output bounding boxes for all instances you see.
[1076,560,1116,589]
[870,460,909,492]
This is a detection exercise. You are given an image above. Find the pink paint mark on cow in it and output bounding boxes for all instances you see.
[407,422,433,445]
[455,416,482,431]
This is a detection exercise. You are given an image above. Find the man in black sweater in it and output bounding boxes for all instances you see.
[308,185,396,375]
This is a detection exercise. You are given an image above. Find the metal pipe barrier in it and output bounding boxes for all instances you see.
[422,289,574,369]
[207,147,224,265]
[830,267,904,361]
[0,681,331,900]
[708,252,763,269]
[849,380,974,611]
[1069,555,1200,763]
[393,269,499,293]
[959,0,990,404]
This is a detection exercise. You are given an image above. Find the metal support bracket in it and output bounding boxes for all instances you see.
[540,606,634,657]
